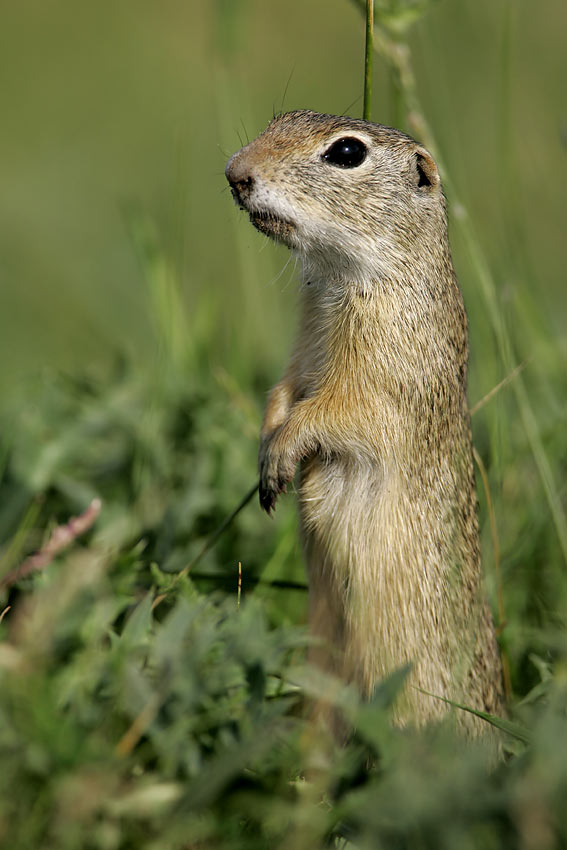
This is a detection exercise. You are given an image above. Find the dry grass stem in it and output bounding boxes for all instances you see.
[470,361,528,416]
[0,499,102,590]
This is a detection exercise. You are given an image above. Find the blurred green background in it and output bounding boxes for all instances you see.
[1,0,565,389]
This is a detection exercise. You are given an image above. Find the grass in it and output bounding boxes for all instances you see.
[1,1,566,847]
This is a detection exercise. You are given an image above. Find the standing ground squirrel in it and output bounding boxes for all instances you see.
[226,110,504,733]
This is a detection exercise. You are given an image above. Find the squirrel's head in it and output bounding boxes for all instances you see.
[226,110,448,287]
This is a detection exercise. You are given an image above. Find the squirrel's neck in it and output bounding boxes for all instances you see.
[298,261,469,408]
[296,232,454,299]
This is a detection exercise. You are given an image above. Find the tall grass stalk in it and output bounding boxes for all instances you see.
[363,0,374,119]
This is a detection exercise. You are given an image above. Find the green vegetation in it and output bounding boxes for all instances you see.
[1,1,566,847]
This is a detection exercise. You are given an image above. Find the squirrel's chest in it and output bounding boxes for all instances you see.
[295,281,414,409]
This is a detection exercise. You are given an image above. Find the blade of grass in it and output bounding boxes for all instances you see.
[457,212,567,568]
[0,496,43,579]
[473,446,512,703]
[363,0,374,120]
[470,361,527,417]
[179,482,258,578]
[415,687,531,743]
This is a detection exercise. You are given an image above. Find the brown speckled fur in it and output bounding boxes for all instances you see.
[226,110,504,734]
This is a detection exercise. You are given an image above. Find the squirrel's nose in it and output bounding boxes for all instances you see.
[225,155,255,206]
[228,174,255,206]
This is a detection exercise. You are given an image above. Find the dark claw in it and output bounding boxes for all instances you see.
[259,485,277,515]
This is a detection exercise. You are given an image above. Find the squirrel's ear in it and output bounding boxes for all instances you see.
[413,148,440,190]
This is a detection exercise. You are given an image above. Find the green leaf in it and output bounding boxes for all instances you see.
[120,592,154,646]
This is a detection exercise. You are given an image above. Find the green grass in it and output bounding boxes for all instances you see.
[1,1,566,847]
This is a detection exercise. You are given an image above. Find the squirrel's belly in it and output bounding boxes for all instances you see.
[298,452,388,570]
[299,452,385,509]
[298,452,465,715]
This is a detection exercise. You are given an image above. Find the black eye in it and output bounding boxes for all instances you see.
[322,137,367,168]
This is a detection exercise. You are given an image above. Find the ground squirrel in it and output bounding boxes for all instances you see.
[226,110,504,733]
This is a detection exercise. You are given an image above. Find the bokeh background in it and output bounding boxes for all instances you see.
[1,0,565,389]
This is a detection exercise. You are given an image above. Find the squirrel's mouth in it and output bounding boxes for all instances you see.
[228,179,296,246]
[248,208,296,246]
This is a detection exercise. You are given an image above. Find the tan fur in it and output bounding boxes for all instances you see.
[226,110,504,732]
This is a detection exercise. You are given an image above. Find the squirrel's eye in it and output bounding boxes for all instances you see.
[322,137,367,168]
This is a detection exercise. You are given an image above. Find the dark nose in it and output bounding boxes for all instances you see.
[225,155,255,206]
[228,174,254,206]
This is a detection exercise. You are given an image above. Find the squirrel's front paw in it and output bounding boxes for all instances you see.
[259,434,297,515]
